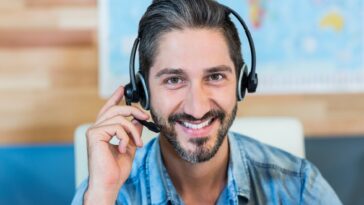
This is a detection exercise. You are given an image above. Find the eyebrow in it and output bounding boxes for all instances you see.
[204,65,233,74]
[154,65,233,78]
[155,68,185,78]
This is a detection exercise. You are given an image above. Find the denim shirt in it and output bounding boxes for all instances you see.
[72,132,342,205]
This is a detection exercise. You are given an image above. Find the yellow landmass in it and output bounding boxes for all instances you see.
[320,12,344,32]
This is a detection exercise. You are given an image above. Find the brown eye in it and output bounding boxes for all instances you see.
[166,77,182,84]
[208,73,223,81]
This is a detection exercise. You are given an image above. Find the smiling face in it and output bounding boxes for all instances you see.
[148,28,237,163]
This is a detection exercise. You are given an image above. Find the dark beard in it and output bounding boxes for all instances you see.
[150,104,237,164]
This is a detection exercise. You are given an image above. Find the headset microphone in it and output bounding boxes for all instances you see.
[124,3,258,133]
[135,119,161,133]
[124,92,161,133]
[124,53,161,133]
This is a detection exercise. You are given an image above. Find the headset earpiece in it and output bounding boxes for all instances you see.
[247,72,258,93]
[237,63,248,101]
[124,72,150,110]
[124,83,139,105]
[136,71,150,110]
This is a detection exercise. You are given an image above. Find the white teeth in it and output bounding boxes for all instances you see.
[181,119,212,130]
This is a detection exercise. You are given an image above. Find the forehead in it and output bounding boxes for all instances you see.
[149,28,235,77]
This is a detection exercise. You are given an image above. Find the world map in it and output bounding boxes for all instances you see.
[99,0,363,98]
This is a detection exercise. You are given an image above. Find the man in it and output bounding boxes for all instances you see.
[72,0,342,204]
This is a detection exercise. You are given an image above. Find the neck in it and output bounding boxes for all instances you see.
[159,135,230,204]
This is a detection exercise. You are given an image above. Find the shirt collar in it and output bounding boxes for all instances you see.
[146,132,251,204]
[227,132,251,201]
[147,137,180,205]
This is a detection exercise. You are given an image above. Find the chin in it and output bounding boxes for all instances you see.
[174,130,226,164]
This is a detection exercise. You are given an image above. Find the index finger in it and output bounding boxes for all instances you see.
[98,86,125,117]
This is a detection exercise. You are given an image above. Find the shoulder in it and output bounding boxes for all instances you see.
[229,132,342,204]
[229,131,304,175]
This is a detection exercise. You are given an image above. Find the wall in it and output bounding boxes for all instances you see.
[0,0,103,144]
[1,0,364,144]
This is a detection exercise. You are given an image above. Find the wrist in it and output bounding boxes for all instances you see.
[84,186,119,205]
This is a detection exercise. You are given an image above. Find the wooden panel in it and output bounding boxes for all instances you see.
[0,47,96,70]
[0,30,94,47]
[0,0,24,10]
[26,0,97,7]
[0,0,363,145]
[239,94,364,136]
[0,46,101,144]
[0,7,97,29]
[0,88,105,144]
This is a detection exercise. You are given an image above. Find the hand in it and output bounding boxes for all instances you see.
[84,86,149,204]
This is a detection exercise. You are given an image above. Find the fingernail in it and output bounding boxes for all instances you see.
[132,119,140,125]
[119,143,125,153]
[138,139,143,147]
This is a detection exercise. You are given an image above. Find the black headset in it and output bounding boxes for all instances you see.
[124,4,258,133]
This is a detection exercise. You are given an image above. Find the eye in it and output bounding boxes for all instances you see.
[208,73,224,81]
[166,77,183,84]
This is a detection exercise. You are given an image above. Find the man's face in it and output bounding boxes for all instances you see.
[148,28,237,163]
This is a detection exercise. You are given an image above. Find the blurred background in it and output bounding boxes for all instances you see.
[0,0,363,204]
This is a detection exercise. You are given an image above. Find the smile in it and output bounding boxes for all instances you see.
[178,118,215,130]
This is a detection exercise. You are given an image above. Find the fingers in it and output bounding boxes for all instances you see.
[87,123,126,144]
[117,122,139,154]
[88,116,143,151]
[95,105,149,125]
[94,115,143,147]
[86,123,137,154]
[98,86,125,117]
[89,86,149,156]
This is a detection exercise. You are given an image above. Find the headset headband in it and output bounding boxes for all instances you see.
[125,3,258,132]
[223,5,258,92]
[129,37,140,96]
[127,5,258,101]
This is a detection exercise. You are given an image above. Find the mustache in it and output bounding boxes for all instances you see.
[168,109,226,124]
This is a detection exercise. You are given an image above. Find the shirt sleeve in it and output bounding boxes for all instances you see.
[300,159,343,205]
[71,179,89,205]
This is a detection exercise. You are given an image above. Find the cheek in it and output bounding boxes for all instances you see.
[211,84,237,108]
[149,86,184,115]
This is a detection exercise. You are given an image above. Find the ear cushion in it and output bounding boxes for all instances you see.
[124,83,136,105]
[237,63,248,101]
[136,72,150,110]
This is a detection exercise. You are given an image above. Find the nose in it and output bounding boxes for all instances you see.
[183,82,211,119]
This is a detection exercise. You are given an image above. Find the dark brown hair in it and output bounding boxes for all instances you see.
[138,0,243,81]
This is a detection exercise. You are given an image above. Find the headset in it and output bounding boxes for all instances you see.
[124,3,258,133]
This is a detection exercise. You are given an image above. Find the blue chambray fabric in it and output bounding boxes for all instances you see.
[71,132,342,205]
